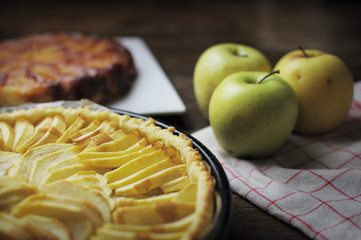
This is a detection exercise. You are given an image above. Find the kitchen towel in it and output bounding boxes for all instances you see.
[193,81,361,240]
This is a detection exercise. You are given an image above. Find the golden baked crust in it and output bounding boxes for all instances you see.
[0,33,136,107]
[0,106,215,240]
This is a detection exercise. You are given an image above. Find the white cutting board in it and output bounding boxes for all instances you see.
[106,37,186,115]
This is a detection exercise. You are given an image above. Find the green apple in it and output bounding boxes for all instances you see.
[193,43,271,117]
[209,71,298,158]
[274,47,354,135]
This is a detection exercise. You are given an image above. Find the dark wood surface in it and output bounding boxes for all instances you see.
[1,1,361,239]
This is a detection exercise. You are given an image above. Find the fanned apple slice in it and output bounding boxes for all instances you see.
[31,115,67,148]
[71,120,117,143]
[14,143,71,180]
[21,214,71,240]
[0,175,31,187]
[0,121,14,151]
[69,120,100,142]
[115,192,178,207]
[16,116,53,153]
[41,180,112,223]
[12,199,93,240]
[0,151,21,176]
[79,132,113,151]
[115,164,187,196]
[41,162,89,185]
[26,193,103,227]
[66,170,111,196]
[0,176,37,212]
[0,212,34,240]
[100,214,194,233]
[105,150,174,183]
[82,141,162,168]
[85,131,141,153]
[78,137,149,159]
[56,113,86,143]
[112,201,195,225]
[161,176,190,193]
[41,157,114,183]
[107,129,127,140]
[172,182,197,204]
[108,157,178,190]
[0,188,37,212]
[12,119,34,152]
[29,147,79,186]
[100,120,119,133]
[94,227,184,240]
[114,184,197,208]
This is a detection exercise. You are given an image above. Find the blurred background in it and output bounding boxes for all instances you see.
[3,0,359,133]
[1,1,360,238]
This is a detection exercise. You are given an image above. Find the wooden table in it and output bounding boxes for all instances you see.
[1,1,360,239]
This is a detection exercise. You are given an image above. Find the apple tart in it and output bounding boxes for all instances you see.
[0,106,215,240]
[0,33,136,107]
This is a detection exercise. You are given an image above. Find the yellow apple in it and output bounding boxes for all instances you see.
[209,71,298,158]
[274,48,354,135]
[193,43,271,117]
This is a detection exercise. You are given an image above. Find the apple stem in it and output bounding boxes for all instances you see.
[298,45,309,57]
[258,70,280,84]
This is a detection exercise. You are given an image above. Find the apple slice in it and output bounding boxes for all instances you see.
[78,137,148,159]
[21,214,71,240]
[40,154,113,184]
[172,182,197,204]
[115,164,186,196]
[65,170,107,184]
[99,214,194,233]
[107,129,127,140]
[115,192,178,206]
[12,199,93,240]
[0,151,21,176]
[81,140,161,168]
[84,131,141,153]
[108,157,178,190]
[0,121,14,151]
[56,113,86,143]
[113,200,195,225]
[105,149,175,183]
[30,114,67,148]
[69,120,100,142]
[0,176,37,212]
[94,227,184,240]
[0,212,34,240]
[26,193,103,227]
[79,132,113,151]
[41,162,89,185]
[160,176,190,193]
[0,189,34,212]
[41,180,112,223]
[16,116,53,153]
[71,120,117,143]
[28,147,79,186]
[14,143,71,180]
[66,170,111,196]
[12,118,34,152]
